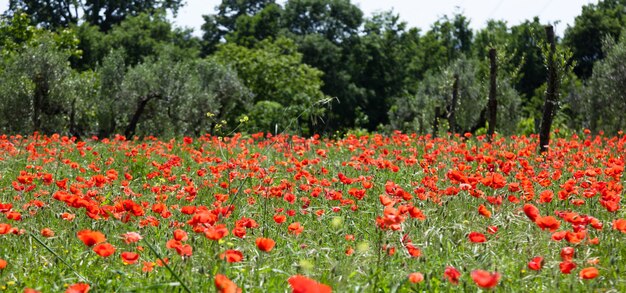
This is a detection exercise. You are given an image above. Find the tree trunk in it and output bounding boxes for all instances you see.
[539,25,558,153]
[432,106,440,138]
[124,93,157,138]
[32,73,48,132]
[487,48,498,141]
[449,73,459,133]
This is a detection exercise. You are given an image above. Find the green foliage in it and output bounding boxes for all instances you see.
[104,12,200,66]
[0,34,75,134]
[93,48,251,138]
[214,37,329,135]
[5,0,184,31]
[581,31,626,133]
[564,0,626,79]
[201,0,277,54]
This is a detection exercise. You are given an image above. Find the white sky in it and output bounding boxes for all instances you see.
[1,0,598,37]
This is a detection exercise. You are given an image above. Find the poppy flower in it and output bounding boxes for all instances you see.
[408,272,424,283]
[444,266,461,284]
[478,204,491,218]
[175,244,193,257]
[288,222,304,235]
[121,232,142,244]
[93,243,116,257]
[536,216,560,232]
[579,267,599,279]
[77,230,106,247]
[66,283,90,293]
[468,232,487,243]
[406,244,421,257]
[523,204,540,222]
[214,274,242,293]
[288,275,332,293]
[205,224,229,241]
[0,258,6,269]
[121,252,140,264]
[471,270,500,289]
[0,223,12,234]
[528,256,543,271]
[612,219,626,233]
[220,250,243,263]
[173,229,188,241]
[41,228,54,238]
[142,261,154,273]
[559,261,577,274]
[273,214,287,224]
[560,247,575,261]
[255,237,276,252]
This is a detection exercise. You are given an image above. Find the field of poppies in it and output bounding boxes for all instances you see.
[0,131,625,292]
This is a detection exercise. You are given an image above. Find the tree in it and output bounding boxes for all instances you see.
[281,0,364,132]
[352,11,421,130]
[564,0,626,79]
[581,31,626,133]
[0,35,80,134]
[213,37,330,135]
[201,0,276,53]
[5,0,184,31]
[419,13,473,71]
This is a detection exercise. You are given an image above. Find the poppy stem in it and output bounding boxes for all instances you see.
[142,238,192,293]
[30,232,90,284]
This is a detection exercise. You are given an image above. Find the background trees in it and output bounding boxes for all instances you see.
[1,0,626,137]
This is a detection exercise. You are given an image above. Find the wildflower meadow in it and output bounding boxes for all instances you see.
[0,131,625,292]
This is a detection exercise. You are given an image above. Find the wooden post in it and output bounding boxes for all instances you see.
[449,73,459,133]
[539,25,558,154]
[487,48,497,141]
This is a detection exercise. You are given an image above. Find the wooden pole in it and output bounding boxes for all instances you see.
[487,48,497,141]
[449,73,459,133]
[539,25,558,154]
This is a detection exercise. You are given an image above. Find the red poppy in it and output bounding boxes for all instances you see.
[273,214,287,224]
[175,244,193,257]
[471,270,500,289]
[536,216,560,232]
[93,243,116,257]
[66,283,90,293]
[478,204,491,218]
[255,237,276,252]
[523,204,540,222]
[121,252,140,264]
[77,230,106,247]
[0,223,12,234]
[579,267,599,279]
[41,228,55,238]
[220,250,243,263]
[612,219,626,233]
[288,222,304,235]
[408,272,424,283]
[528,256,543,271]
[560,247,575,261]
[468,232,487,243]
[214,274,242,293]
[173,229,188,241]
[121,232,142,244]
[205,224,229,241]
[444,266,461,284]
[406,244,421,257]
[142,261,154,273]
[288,275,332,293]
[559,261,577,274]
[0,258,6,269]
